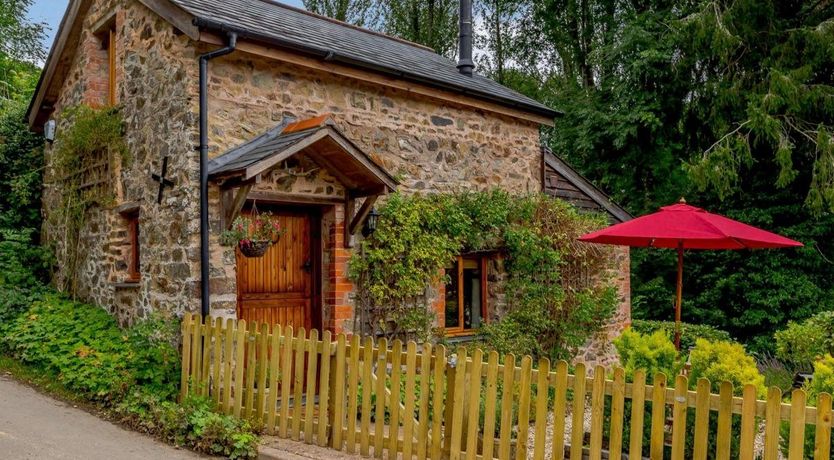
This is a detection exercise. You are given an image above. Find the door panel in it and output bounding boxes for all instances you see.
[237,210,312,330]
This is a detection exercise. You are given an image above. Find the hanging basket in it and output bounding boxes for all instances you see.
[238,239,272,258]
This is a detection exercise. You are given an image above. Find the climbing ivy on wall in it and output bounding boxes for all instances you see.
[47,105,127,295]
[348,190,617,361]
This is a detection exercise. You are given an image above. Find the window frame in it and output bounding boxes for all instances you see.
[106,27,117,106]
[125,211,140,282]
[443,254,489,335]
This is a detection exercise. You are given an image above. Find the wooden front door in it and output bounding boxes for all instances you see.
[236,209,314,329]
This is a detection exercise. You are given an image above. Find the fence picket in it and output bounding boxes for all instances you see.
[266,325,281,434]
[360,336,374,456]
[373,337,388,458]
[179,313,192,401]
[256,323,269,422]
[534,359,552,460]
[814,392,832,460]
[608,367,625,460]
[346,334,361,452]
[291,328,306,440]
[570,362,587,460]
[388,340,404,456]
[317,330,333,447]
[764,387,781,460]
[279,325,294,438]
[417,343,433,460]
[739,384,757,460]
[716,381,733,460]
[589,365,605,460]
[552,361,569,460]
[449,347,468,460]
[628,370,647,459]
[649,373,667,460]
[221,318,234,412]
[179,318,832,460]
[404,341,419,460]
[429,344,446,460]
[212,318,223,403]
[465,348,484,460]
[671,374,688,460]
[692,378,711,460]
[788,389,807,460]
[303,329,319,443]
[201,317,213,396]
[497,354,516,460]
[233,319,247,418]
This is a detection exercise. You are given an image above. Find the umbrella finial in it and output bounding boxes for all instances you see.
[679,197,687,204]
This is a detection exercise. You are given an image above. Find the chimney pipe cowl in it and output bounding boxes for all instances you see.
[457,0,475,76]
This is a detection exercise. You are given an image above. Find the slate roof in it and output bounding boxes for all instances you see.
[208,127,314,177]
[169,0,558,119]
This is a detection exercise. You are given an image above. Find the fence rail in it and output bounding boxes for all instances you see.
[180,313,833,460]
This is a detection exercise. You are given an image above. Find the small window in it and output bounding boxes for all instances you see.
[444,255,488,334]
[125,211,140,282]
[105,27,117,105]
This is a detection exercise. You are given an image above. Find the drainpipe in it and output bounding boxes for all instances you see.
[199,32,237,317]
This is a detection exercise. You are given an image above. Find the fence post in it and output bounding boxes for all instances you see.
[179,313,192,402]
[443,352,457,457]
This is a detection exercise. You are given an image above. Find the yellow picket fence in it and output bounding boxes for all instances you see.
[180,313,833,459]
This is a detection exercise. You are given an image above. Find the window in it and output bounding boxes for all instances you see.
[106,27,117,105]
[444,255,488,334]
[125,211,140,282]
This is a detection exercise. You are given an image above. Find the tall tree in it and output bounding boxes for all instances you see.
[380,0,459,57]
[302,0,380,27]
[0,0,45,101]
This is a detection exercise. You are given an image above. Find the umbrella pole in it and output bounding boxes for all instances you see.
[675,243,684,351]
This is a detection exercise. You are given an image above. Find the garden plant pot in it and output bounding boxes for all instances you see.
[239,240,271,258]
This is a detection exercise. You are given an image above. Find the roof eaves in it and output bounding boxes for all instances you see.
[542,147,632,222]
[191,17,562,120]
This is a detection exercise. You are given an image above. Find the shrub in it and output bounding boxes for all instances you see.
[0,294,180,403]
[631,319,731,351]
[779,355,834,459]
[775,311,834,369]
[613,328,682,381]
[688,338,766,397]
[117,391,259,459]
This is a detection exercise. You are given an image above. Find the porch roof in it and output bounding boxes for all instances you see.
[208,115,398,197]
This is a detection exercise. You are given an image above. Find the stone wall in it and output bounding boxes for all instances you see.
[39,0,630,354]
[41,0,201,324]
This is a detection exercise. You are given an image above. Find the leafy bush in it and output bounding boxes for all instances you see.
[117,391,258,459]
[631,319,732,351]
[0,294,180,403]
[613,328,682,381]
[688,339,766,397]
[775,311,834,369]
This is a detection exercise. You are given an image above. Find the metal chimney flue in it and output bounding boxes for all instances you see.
[457,0,474,76]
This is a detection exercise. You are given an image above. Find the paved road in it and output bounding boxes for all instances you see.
[0,374,205,459]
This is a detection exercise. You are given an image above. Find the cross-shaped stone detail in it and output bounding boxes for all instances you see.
[151,156,176,204]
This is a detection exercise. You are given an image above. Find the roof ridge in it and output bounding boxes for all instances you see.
[254,0,437,53]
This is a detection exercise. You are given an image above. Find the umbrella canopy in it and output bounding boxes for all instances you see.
[579,202,803,250]
[579,199,802,349]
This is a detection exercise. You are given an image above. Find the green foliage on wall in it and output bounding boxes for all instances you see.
[349,190,617,361]
[47,105,127,294]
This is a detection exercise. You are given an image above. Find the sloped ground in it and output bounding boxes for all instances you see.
[0,373,205,459]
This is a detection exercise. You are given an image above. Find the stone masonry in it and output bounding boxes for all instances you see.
[38,0,629,366]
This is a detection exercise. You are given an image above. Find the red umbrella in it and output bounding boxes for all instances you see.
[579,199,803,349]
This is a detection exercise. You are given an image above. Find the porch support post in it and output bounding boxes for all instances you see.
[221,183,253,230]
[344,194,356,249]
[347,194,378,240]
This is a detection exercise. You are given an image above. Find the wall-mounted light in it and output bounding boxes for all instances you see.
[44,120,56,143]
[362,208,380,238]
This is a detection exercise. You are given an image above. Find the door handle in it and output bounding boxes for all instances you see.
[302,259,312,273]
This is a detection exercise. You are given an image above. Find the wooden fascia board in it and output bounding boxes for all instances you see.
[27,0,89,127]
[198,32,554,127]
[543,153,632,223]
[136,0,199,40]
[322,127,399,191]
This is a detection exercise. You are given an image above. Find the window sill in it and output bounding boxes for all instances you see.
[113,281,140,289]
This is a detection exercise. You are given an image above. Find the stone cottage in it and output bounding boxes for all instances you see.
[27,0,631,358]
